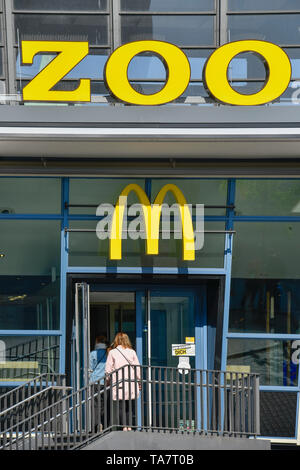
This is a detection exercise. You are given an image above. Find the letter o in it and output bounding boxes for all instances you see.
[104,40,190,105]
[204,40,292,106]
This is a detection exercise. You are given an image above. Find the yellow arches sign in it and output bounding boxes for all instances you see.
[109,183,195,261]
[21,39,292,106]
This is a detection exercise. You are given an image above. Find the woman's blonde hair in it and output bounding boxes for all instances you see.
[112,332,132,349]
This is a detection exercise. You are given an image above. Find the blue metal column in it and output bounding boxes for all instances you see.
[59,177,69,374]
[221,179,236,372]
[135,290,144,429]
[220,179,236,432]
[195,285,207,431]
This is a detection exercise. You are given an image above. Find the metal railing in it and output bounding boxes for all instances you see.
[0,373,65,412]
[0,366,260,450]
[2,337,60,380]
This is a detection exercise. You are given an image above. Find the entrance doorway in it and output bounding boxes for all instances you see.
[67,276,224,389]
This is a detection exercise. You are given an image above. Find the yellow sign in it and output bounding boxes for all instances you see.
[109,183,195,261]
[175,348,187,356]
[21,41,90,102]
[172,344,196,356]
[185,337,195,344]
[105,40,190,106]
[21,39,292,106]
[204,40,291,106]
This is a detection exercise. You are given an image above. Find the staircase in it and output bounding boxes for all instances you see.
[0,366,266,450]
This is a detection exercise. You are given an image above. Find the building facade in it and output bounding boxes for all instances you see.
[0,0,300,445]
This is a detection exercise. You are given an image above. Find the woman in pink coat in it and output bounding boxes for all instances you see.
[105,332,141,431]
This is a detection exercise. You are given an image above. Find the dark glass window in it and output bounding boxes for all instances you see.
[0,336,60,380]
[235,180,300,216]
[284,48,300,79]
[121,15,215,46]
[227,339,298,386]
[260,392,297,438]
[228,14,300,44]
[0,220,61,330]
[13,0,108,11]
[14,14,108,45]
[229,0,300,11]
[126,49,214,81]
[230,222,300,334]
[16,49,109,81]
[227,52,267,81]
[0,49,3,77]
[121,0,215,12]
[229,279,300,334]
[0,178,61,214]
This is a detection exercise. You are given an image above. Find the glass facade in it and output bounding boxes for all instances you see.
[0,335,60,381]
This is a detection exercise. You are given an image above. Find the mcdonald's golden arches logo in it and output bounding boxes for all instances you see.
[108,183,196,261]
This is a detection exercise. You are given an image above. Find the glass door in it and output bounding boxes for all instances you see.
[72,282,91,390]
[142,287,205,431]
[71,284,137,390]
[143,288,205,369]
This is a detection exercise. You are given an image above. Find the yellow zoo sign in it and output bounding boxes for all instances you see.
[21,39,292,106]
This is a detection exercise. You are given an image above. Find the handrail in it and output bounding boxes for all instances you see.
[0,385,72,418]
[0,373,65,402]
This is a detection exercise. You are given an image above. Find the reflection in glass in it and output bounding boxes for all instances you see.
[228,52,267,80]
[14,0,107,10]
[151,179,227,213]
[16,50,109,81]
[232,223,300,279]
[228,81,268,96]
[89,291,136,350]
[128,53,166,80]
[230,222,300,334]
[0,49,3,77]
[128,49,214,81]
[229,279,300,334]
[0,335,60,380]
[227,339,298,386]
[121,15,215,46]
[68,220,225,270]
[235,180,300,216]
[284,48,300,79]
[228,14,300,44]
[229,0,300,11]
[121,0,215,12]
[14,14,108,45]
[128,82,211,102]
[0,177,61,214]
[149,295,195,368]
[0,221,61,330]
[69,178,146,215]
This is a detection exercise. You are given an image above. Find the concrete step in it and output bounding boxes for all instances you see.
[81,431,271,451]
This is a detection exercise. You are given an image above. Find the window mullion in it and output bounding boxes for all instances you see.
[3,0,16,97]
[219,0,228,45]
[111,0,121,50]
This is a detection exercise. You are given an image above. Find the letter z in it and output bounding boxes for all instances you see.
[21,40,90,102]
